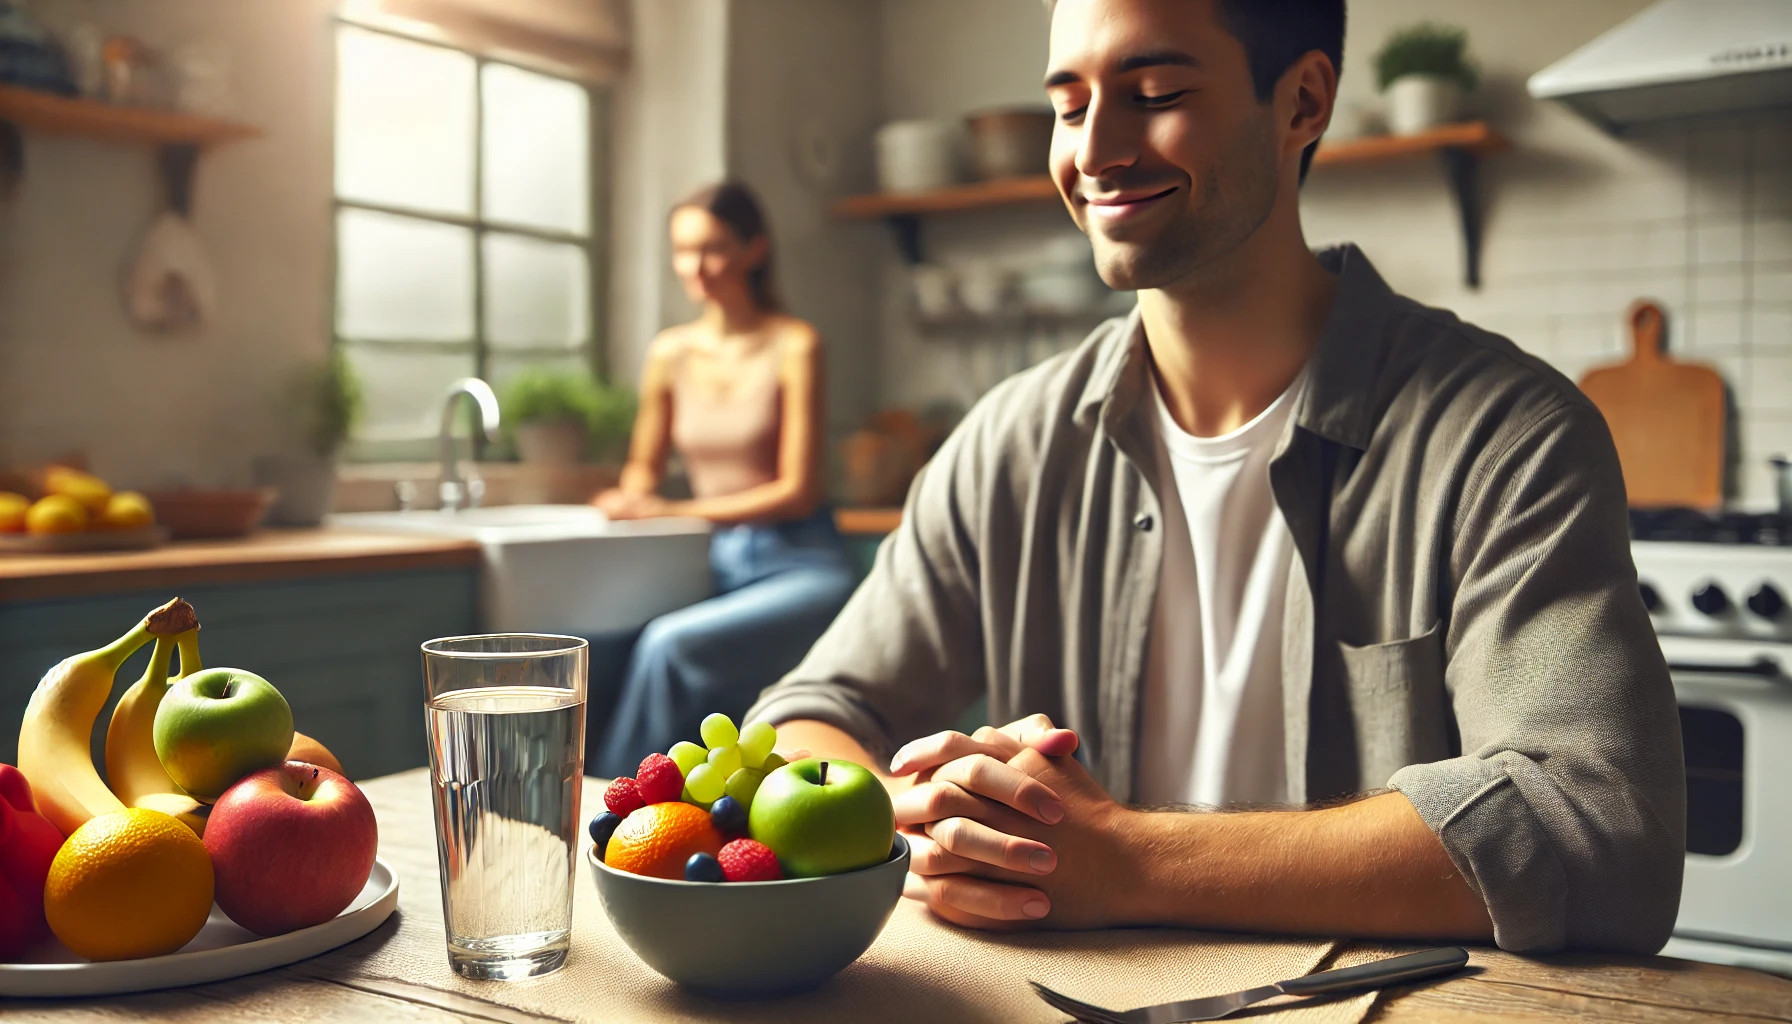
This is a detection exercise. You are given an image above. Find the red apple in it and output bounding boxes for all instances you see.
[204,761,378,936]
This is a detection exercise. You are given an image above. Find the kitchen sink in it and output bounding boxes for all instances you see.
[332,505,713,637]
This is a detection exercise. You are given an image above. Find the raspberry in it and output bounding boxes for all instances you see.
[717,838,782,882]
[604,777,644,816]
[636,753,684,805]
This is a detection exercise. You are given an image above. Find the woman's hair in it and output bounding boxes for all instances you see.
[675,181,781,312]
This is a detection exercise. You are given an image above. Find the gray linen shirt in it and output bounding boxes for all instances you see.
[748,245,1685,955]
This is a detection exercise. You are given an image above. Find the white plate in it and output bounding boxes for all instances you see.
[0,857,398,997]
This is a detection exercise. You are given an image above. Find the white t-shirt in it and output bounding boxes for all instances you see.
[1134,367,1306,808]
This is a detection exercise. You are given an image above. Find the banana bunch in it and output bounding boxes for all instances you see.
[16,599,208,836]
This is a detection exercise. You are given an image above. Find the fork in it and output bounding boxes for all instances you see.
[1030,946,1470,1023]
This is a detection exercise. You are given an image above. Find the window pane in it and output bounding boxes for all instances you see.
[483,233,589,350]
[336,26,475,216]
[482,64,590,234]
[338,209,475,341]
[344,345,477,441]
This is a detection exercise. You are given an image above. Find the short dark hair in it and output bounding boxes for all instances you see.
[1046,0,1347,181]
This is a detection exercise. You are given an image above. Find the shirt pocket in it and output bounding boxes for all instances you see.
[1337,623,1451,785]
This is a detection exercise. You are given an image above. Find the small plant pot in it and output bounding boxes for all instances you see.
[515,420,587,466]
[1386,74,1461,135]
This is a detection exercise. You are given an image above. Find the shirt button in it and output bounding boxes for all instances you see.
[1134,513,1155,532]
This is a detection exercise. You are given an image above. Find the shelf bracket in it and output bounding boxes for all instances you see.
[159,142,199,216]
[1438,147,1484,289]
[886,214,924,265]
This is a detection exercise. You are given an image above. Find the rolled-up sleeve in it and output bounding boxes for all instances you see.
[744,395,996,760]
[1389,400,1685,954]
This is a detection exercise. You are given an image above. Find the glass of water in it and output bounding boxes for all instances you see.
[423,634,588,980]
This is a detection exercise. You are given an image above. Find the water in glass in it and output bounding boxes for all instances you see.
[427,684,584,979]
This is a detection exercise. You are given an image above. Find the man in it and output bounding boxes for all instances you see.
[748,0,1684,953]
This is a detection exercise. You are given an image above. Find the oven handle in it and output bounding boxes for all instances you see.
[1667,656,1786,679]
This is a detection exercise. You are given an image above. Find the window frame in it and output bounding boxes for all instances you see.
[330,19,611,462]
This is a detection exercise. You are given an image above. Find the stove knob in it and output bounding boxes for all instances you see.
[1692,583,1731,617]
[1748,584,1786,621]
[1638,582,1662,613]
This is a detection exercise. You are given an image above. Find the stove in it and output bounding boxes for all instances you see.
[1630,509,1792,976]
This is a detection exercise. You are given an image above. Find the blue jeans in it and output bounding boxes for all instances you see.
[592,511,859,778]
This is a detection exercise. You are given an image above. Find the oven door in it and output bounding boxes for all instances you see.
[1663,638,1792,954]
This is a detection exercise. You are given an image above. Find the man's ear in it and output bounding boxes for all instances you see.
[1280,49,1339,168]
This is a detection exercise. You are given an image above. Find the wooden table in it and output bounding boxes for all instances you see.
[11,771,1789,1023]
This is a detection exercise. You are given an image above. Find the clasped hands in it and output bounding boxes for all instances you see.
[591,488,671,520]
[887,715,1147,930]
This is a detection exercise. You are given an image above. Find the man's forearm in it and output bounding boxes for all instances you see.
[1122,792,1493,941]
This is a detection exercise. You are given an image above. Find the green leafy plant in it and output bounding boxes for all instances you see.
[500,367,636,461]
[301,349,364,457]
[1374,23,1479,92]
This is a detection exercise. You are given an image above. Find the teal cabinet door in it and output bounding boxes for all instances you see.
[0,568,477,781]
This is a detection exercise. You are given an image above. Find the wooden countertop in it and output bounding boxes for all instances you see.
[0,528,480,603]
[11,768,1786,1023]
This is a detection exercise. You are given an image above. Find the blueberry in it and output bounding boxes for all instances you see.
[709,795,747,837]
[588,812,623,861]
[685,852,725,883]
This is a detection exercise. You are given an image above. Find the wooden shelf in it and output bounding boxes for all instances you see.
[1311,121,1509,289]
[1313,121,1508,167]
[0,85,260,149]
[830,176,1059,221]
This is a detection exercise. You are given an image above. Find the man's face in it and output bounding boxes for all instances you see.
[1045,0,1282,291]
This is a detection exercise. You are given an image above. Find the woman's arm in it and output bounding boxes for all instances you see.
[664,325,824,525]
[594,336,676,511]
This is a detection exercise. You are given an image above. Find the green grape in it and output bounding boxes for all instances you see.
[700,713,739,749]
[707,744,743,778]
[737,721,777,768]
[685,763,726,804]
[761,752,788,773]
[668,741,708,777]
[725,767,765,810]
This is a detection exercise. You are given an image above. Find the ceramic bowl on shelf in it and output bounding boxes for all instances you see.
[588,833,908,997]
[141,489,275,539]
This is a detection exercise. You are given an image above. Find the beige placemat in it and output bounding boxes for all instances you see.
[334,772,1378,1024]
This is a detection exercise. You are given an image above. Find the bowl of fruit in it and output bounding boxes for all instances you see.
[587,714,908,997]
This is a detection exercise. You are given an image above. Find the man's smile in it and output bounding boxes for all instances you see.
[1081,185,1180,224]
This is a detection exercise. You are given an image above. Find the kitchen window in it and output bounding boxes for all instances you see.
[332,22,607,459]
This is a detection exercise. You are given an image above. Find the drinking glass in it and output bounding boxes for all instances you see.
[423,634,588,980]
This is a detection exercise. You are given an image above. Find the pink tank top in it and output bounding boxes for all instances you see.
[668,338,784,500]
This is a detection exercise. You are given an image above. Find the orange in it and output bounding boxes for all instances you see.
[605,801,723,879]
[0,491,28,533]
[25,495,87,535]
[45,808,215,961]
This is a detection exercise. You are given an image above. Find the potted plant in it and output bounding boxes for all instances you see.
[1374,23,1479,136]
[256,349,364,526]
[502,368,634,467]
[586,379,638,465]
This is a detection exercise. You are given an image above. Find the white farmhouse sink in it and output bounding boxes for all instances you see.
[332,505,713,636]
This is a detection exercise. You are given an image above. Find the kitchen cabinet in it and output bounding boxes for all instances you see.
[0,567,477,780]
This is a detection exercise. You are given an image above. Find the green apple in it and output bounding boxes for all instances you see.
[153,668,294,802]
[746,758,894,878]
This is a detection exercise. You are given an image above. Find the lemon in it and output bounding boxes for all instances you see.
[43,466,112,515]
[99,491,155,530]
[0,491,27,533]
[45,808,215,961]
[25,494,89,535]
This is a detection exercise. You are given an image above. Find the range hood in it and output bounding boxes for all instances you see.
[1528,0,1792,132]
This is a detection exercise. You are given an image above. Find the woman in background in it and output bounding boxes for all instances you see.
[591,181,858,777]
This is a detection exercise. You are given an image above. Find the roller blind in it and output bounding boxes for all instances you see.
[339,0,629,82]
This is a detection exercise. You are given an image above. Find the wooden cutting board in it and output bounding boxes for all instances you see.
[1578,301,1726,509]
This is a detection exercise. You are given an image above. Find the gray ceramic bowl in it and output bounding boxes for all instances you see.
[588,833,909,997]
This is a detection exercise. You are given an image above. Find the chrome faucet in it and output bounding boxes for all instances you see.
[438,378,501,512]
